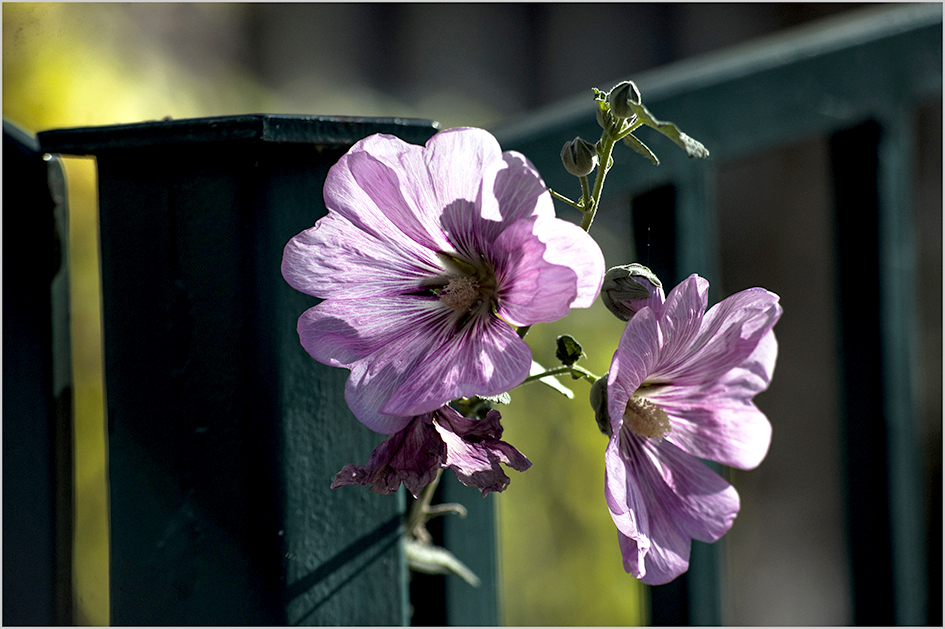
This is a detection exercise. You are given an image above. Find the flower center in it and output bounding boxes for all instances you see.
[623,395,671,440]
[439,275,481,312]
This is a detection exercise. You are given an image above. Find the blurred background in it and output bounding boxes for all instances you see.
[3,3,939,626]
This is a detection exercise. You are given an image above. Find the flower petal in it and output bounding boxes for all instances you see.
[330,415,444,498]
[433,407,531,496]
[607,308,661,433]
[653,284,782,386]
[281,212,445,300]
[608,431,740,584]
[494,216,604,327]
[648,330,778,469]
[382,312,532,417]
[650,274,710,373]
[297,296,452,368]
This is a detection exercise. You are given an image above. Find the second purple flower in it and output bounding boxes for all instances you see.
[282,128,605,434]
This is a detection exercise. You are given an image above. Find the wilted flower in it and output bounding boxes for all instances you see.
[282,128,604,433]
[331,406,531,498]
[602,274,781,584]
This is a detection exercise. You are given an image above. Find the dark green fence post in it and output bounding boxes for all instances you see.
[39,115,447,625]
[3,120,73,626]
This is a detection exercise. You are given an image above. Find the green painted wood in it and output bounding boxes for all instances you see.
[440,474,500,626]
[39,115,441,625]
[875,108,927,626]
[2,120,73,626]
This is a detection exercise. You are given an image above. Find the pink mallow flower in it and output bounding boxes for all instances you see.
[604,274,782,584]
[330,406,531,498]
[282,128,604,434]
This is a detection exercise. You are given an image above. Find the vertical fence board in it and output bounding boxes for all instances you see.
[2,120,73,626]
[39,116,439,625]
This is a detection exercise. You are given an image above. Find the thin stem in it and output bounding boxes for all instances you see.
[579,175,592,212]
[406,468,443,544]
[547,188,583,211]
[521,364,600,385]
[581,118,644,232]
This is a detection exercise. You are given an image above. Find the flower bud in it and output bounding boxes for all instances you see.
[560,137,598,177]
[589,377,612,437]
[555,334,584,367]
[600,263,663,321]
[608,80,642,119]
[596,105,622,139]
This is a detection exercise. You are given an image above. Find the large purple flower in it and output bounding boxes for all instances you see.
[603,274,782,584]
[331,406,531,498]
[282,128,604,433]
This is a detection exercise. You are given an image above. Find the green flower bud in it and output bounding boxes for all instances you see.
[589,376,612,437]
[600,263,663,321]
[555,334,584,367]
[560,137,598,177]
[596,105,623,139]
[608,80,642,119]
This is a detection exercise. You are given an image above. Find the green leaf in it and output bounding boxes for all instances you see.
[529,360,574,399]
[621,132,660,165]
[625,100,709,159]
[478,392,511,405]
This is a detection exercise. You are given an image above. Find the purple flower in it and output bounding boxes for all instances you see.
[330,406,532,498]
[282,128,604,433]
[603,274,782,584]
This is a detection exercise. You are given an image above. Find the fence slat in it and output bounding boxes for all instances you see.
[40,115,440,625]
[2,120,73,626]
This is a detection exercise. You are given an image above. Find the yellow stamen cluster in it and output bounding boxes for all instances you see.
[623,396,671,440]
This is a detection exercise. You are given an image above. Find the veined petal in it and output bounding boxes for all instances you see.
[439,149,551,261]
[297,296,452,368]
[323,135,457,254]
[281,213,445,299]
[647,330,778,469]
[482,150,556,224]
[607,308,661,434]
[433,407,531,497]
[383,312,532,417]
[491,217,576,326]
[653,285,782,386]
[425,128,504,229]
[651,274,709,372]
[611,432,739,584]
[494,215,604,327]
[330,415,444,498]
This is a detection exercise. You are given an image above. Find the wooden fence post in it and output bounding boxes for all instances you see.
[39,115,446,625]
[3,120,73,626]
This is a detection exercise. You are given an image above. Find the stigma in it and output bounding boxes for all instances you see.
[623,396,671,440]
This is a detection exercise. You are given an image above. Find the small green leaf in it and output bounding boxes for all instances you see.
[478,392,511,405]
[625,100,709,159]
[622,132,660,165]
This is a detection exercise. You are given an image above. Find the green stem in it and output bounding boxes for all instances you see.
[548,188,583,211]
[522,364,600,385]
[579,175,592,212]
[582,118,644,232]
[406,468,443,544]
